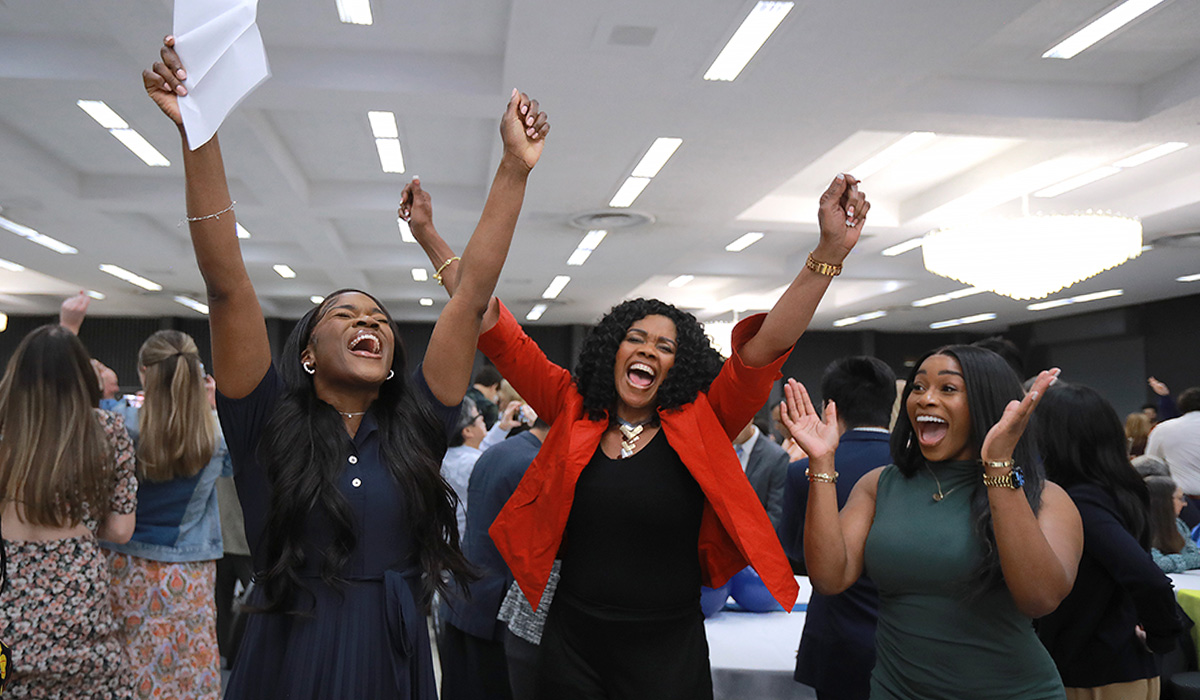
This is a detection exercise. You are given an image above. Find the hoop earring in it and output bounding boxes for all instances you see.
[303,362,315,375]
[387,370,395,380]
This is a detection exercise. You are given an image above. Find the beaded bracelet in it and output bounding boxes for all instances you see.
[180,200,236,227]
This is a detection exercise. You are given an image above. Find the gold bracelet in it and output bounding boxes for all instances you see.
[805,254,842,277]
[805,467,838,484]
[433,256,461,286]
[981,459,1015,470]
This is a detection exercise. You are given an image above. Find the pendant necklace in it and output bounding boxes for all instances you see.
[616,418,652,459]
[925,464,965,503]
[335,409,367,420]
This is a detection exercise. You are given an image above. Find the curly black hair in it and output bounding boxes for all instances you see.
[573,298,725,421]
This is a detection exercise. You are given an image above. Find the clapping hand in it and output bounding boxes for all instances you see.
[779,378,840,463]
[500,90,550,171]
[980,368,1060,463]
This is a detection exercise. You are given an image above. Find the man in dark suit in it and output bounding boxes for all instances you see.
[439,417,548,700]
[732,419,790,527]
[777,356,896,700]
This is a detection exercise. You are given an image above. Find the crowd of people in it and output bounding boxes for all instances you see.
[1,31,1199,700]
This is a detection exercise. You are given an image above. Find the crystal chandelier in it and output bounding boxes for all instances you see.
[921,212,1142,300]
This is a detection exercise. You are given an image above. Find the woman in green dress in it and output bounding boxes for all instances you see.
[782,345,1083,699]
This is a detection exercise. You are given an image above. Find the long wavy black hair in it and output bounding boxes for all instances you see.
[573,298,725,421]
[256,289,474,613]
[1035,383,1151,548]
[891,345,1045,598]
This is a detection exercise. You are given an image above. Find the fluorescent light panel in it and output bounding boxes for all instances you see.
[411,268,428,282]
[85,291,106,300]
[631,138,683,178]
[668,274,694,288]
[929,313,997,329]
[110,129,170,167]
[397,218,416,243]
[704,1,795,81]
[568,230,608,266]
[1113,142,1188,168]
[725,232,764,252]
[173,295,209,315]
[368,111,398,139]
[1176,273,1200,282]
[1033,166,1121,198]
[567,249,592,266]
[542,275,571,299]
[833,310,887,328]
[851,132,937,180]
[526,303,548,321]
[77,100,127,129]
[99,264,162,291]
[1026,288,1124,311]
[0,215,78,254]
[310,295,326,304]
[376,138,405,173]
[273,264,297,279]
[1043,0,1166,60]
[419,298,434,307]
[882,237,924,257]
[336,0,373,25]
[911,287,985,307]
[0,258,24,272]
[609,177,651,208]
[236,223,251,239]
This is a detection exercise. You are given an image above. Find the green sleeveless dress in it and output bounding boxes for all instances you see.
[863,461,1065,699]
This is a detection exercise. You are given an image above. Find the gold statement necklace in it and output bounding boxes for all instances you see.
[616,418,652,459]
[925,464,966,503]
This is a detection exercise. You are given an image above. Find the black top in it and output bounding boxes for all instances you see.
[1037,483,1184,688]
[559,430,704,619]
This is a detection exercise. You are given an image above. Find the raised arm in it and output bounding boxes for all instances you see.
[145,36,270,399]
[59,292,90,335]
[781,378,880,594]
[739,174,868,368]
[410,91,548,405]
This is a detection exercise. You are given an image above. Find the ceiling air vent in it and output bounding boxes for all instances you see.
[567,210,655,232]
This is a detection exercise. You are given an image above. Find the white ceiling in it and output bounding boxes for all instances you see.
[2,0,1200,333]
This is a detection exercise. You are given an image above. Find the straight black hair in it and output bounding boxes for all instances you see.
[256,289,475,613]
[1036,383,1151,549]
[891,345,1045,597]
[819,356,896,429]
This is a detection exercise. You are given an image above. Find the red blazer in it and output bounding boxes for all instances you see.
[479,300,799,611]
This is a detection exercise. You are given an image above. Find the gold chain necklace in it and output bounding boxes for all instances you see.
[616,418,651,459]
[926,464,966,503]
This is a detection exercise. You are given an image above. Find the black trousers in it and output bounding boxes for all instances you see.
[215,553,254,667]
[439,622,513,700]
[534,599,713,700]
[504,630,540,700]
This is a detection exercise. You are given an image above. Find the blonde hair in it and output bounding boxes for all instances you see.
[136,330,215,481]
[0,325,113,528]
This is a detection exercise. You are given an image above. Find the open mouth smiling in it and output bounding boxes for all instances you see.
[348,330,383,359]
[914,414,949,446]
[627,362,656,389]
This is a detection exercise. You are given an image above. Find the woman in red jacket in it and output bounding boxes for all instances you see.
[408,174,867,699]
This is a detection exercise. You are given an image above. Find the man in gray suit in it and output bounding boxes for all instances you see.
[732,419,790,527]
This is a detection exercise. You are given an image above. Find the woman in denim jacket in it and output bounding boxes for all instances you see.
[103,330,229,699]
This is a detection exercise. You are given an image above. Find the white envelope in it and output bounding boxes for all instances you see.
[174,0,271,150]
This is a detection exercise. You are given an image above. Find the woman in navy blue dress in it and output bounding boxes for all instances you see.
[143,36,550,698]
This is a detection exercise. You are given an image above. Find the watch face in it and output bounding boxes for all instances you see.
[1011,466,1026,488]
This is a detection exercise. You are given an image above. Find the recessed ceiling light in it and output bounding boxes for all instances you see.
[419,297,434,307]
[367,111,398,139]
[668,274,694,288]
[631,138,683,178]
[1112,142,1188,168]
[236,223,251,239]
[411,268,428,282]
[568,230,607,266]
[85,290,106,300]
[851,132,937,180]
[397,218,416,243]
[376,138,405,173]
[99,263,162,291]
[310,295,325,304]
[77,100,128,129]
[1043,0,1166,60]
[336,0,373,25]
[173,295,210,315]
[1033,166,1122,198]
[542,275,571,299]
[0,215,78,254]
[567,249,592,266]
[1177,273,1200,283]
[526,303,548,321]
[609,176,651,208]
[273,264,297,279]
[911,287,985,307]
[0,258,25,272]
[1026,288,1123,311]
[725,232,764,252]
[929,312,997,329]
[704,1,795,81]
[833,310,887,328]
[110,129,170,167]
[881,237,924,257]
